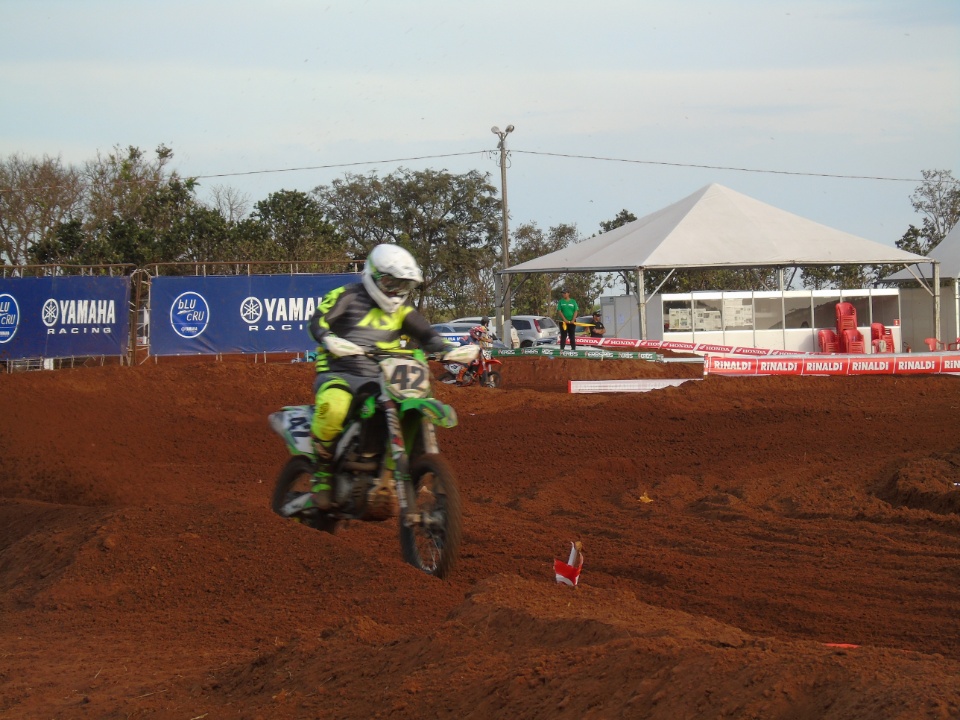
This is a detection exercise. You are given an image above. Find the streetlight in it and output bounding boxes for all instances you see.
[491,124,514,345]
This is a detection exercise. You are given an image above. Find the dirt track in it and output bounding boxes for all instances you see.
[2,355,960,719]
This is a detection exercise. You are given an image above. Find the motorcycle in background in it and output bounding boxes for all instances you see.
[439,347,503,388]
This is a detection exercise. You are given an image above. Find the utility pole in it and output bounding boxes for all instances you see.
[491,124,514,345]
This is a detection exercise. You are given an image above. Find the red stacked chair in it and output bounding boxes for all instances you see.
[835,302,857,332]
[833,302,864,353]
[843,328,865,354]
[870,322,895,353]
[818,328,839,353]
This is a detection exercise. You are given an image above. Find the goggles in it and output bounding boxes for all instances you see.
[375,273,419,296]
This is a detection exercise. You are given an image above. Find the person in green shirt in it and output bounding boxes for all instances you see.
[556,289,580,350]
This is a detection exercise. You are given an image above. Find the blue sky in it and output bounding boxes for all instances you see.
[2,0,958,248]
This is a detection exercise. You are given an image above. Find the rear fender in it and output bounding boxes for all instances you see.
[268,405,316,457]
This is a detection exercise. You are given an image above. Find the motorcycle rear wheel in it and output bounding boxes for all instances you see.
[481,370,502,388]
[271,456,338,534]
[399,453,462,579]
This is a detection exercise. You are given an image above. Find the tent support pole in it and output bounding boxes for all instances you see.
[955,277,959,342]
[934,261,941,342]
[647,269,675,298]
[637,268,647,340]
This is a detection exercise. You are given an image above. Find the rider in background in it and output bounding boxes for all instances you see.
[307,244,449,510]
[456,323,492,383]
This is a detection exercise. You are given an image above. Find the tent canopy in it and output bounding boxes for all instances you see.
[504,183,929,275]
[885,222,960,282]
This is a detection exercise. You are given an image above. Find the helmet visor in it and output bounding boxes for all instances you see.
[375,273,419,296]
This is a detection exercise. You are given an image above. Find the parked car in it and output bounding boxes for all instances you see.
[430,323,509,349]
[450,317,520,349]
[509,315,560,347]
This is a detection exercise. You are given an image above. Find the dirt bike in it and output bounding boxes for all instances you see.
[269,344,479,579]
[439,346,503,388]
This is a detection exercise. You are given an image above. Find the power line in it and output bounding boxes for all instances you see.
[192,151,488,180]
[2,148,949,195]
[512,150,928,183]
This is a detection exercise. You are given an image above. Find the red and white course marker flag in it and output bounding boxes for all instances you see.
[554,541,584,586]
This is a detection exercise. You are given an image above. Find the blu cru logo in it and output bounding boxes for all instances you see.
[0,293,20,343]
[170,292,210,339]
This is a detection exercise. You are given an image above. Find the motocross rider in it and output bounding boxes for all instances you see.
[456,323,492,384]
[306,244,449,511]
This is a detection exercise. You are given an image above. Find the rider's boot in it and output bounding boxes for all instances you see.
[308,439,334,511]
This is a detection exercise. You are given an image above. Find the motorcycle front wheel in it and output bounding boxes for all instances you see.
[481,370,502,388]
[271,456,338,534]
[399,453,462,579]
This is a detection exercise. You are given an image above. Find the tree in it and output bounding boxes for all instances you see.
[509,222,610,316]
[313,168,501,316]
[207,184,250,225]
[76,145,198,267]
[249,189,344,263]
[0,154,83,266]
[24,145,245,270]
[896,169,960,256]
[799,264,871,290]
[599,209,636,234]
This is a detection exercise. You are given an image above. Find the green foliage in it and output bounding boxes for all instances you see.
[249,190,344,263]
[895,169,960,256]
[599,209,636,234]
[313,168,501,315]
[510,222,610,315]
[799,265,871,290]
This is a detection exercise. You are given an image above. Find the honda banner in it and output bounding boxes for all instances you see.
[149,274,359,356]
[0,276,131,360]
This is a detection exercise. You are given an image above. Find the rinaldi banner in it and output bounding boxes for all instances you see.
[0,275,130,360]
[576,335,837,356]
[491,347,662,362]
[704,353,960,376]
[149,274,359,356]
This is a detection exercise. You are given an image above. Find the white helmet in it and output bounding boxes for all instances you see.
[362,244,423,313]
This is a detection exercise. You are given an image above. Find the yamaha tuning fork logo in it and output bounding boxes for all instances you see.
[240,295,322,332]
[0,293,20,343]
[240,296,263,324]
[170,291,210,339]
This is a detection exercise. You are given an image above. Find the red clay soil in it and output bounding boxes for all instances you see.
[1,355,959,719]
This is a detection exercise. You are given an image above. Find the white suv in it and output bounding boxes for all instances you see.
[451,317,520,349]
[509,315,560,347]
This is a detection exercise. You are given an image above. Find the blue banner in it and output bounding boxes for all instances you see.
[149,274,360,355]
[0,276,131,360]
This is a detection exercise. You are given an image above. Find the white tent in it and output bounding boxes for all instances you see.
[884,222,959,343]
[885,222,960,281]
[501,183,936,338]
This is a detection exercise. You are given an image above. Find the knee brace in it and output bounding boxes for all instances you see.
[311,379,353,444]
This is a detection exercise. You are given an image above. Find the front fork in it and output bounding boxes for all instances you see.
[382,401,439,526]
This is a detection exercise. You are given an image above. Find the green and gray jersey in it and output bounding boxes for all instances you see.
[308,283,439,377]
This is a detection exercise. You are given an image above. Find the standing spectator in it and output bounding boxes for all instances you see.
[557,289,579,351]
[588,311,606,338]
